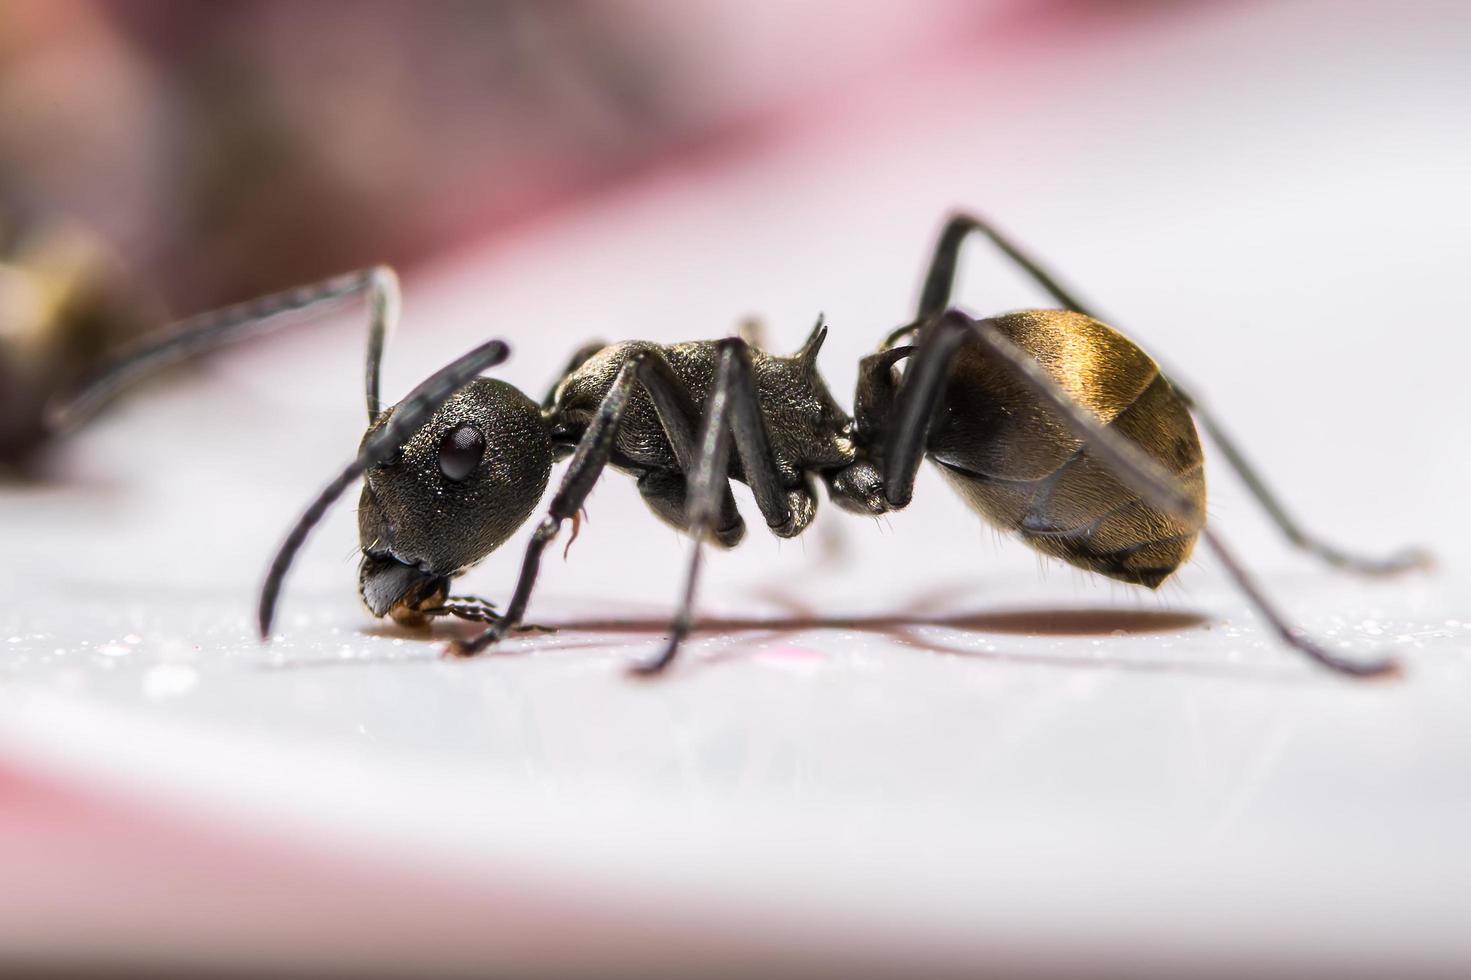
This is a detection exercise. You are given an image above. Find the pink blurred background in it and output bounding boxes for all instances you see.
[2,1,1013,306]
[2,0,1031,462]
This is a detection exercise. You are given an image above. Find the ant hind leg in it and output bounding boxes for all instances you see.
[1172,384,1432,576]
[631,338,807,675]
[1201,527,1397,677]
[881,310,1200,521]
[881,308,1399,677]
[913,208,1430,576]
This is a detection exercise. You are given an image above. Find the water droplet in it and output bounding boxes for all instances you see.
[98,642,130,658]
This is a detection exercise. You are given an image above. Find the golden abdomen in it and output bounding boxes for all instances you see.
[925,309,1207,588]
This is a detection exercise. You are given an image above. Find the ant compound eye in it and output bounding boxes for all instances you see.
[437,424,485,482]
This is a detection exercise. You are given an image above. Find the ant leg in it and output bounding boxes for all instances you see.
[1201,527,1396,676]
[877,212,1090,350]
[711,339,807,535]
[49,266,399,431]
[912,210,1428,575]
[1171,385,1431,575]
[915,211,1097,326]
[451,350,714,656]
[632,338,809,675]
[435,595,500,623]
[628,404,731,675]
[634,469,745,548]
[881,308,1398,676]
[450,358,643,656]
[427,596,555,633]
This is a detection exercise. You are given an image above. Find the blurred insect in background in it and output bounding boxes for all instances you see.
[1,2,737,471]
[0,200,156,469]
[57,211,1430,678]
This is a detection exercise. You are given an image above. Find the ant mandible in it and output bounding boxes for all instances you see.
[57,212,1429,677]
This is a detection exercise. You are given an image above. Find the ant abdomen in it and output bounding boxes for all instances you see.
[921,308,1207,588]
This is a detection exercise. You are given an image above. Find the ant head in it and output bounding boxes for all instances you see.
[256,339,544,640]
[357,377,552,624]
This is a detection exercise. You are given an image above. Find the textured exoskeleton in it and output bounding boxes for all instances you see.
[864,309,1207,588]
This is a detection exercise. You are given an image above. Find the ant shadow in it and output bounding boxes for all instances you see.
[320,580,1292,681]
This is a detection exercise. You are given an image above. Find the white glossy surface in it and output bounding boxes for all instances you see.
[3,3,1470,974]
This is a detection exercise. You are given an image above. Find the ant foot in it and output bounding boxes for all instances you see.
[442,619,554,659]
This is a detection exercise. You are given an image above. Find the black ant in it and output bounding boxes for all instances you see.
[56,212,1430,677]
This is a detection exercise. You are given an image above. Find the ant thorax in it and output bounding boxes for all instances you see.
[548,336,857,485]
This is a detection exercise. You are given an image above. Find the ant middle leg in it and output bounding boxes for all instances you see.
[635,469,746,549]
[631,338,817,676]
[909,210,1429,576]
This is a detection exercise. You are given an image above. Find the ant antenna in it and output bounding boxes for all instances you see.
[256,339,510,640]
[47,267,397,433]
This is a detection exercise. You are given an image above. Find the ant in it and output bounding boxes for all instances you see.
[56,212,1430,677]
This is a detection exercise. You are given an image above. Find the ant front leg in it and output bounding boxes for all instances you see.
[450,349,717,657]
[913,210,1429,575]
[449,356,646,657]
[427,596,555,633]
[632,338,813,676]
